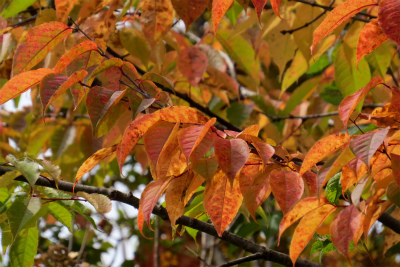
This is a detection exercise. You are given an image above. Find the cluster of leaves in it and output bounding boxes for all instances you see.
[0,0,399,266]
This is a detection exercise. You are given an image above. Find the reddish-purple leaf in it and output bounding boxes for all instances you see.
[178,47,208,87]
[330,205,363,263]
[338,76,383,132]
[214,137,250,181]
[250,136,275,167]
[378,0,400,44]
[351,176,369,208]
[171,0,209,29]
[270,170,304,214]
[350,127,389,167]
[357,19,389,66]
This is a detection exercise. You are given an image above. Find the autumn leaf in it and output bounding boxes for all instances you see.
[252,0,267,27]
[214,137,250,181]
[391,153,400,186]
[299,134,351,178]
[204,169,242,236]
[378,0,400,44]
[330,205,363,263]
[362,201,393,241]
[140,0,174,45]
[55,0,78,22]
[250,136,275,168]
[357,20,389,66]
[77,192,112,214]
[53,40,100,73]
[290,204,337,265]
[178,47,208,87]
[270,170,304,214]
[86,58,124,82]
[350,127,389,167]
[271,0,283,19]
[140,176,174,226]
[12,22,72,76]
[193,157,220,182]
[171,0,209,29]
[278,197,329,245]
[74,144,118,188]
[311,0,378,54]
[338,76,383,131]
[137,207,152,239]
[212,0,234,33]
[40,70,88,115]
[0,68,54,105]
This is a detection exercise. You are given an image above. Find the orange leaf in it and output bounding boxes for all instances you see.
[357,19,389,66]
[0,68,54,105]
[244,165,277,221]
[330,205,363,263]
[140,0,174,45]
[338,76,383,132]
[12,22,72,76]
[270,0,283,19]
[350,127,389,167]
[278,197,329,245]
[238,153,262,195]
[178,47,208,87]
[40,70,88,115]
[212,0,234,33]
[270,170,304,214]
[54,40,100,73]
[55,0,78,22]
[204,169,243,236]
[378,0,400,44]
[116,106,209,171]
[140,176,174,226]
[391,153,400,186]
[171,0,209,29]
[311,0,378,54]
[299,134,351,178]
[289,204,337,265]
[178,118,216,164]
[137,207,153,239]
[74,144,118,189]
[363,201,393,240]
[214,137,250,181]
[144,121,176,169]
[86,58,124,82]
[251,0,267,27]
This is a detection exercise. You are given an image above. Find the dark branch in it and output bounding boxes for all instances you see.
[218,252,264,267]
[2,168,317,267]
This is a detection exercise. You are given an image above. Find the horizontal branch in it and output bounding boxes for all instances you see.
[219,252,264,267]
[4,168,320,267]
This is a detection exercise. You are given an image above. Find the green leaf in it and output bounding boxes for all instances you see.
[320,83,343,106]
[1,0,36,18]
[9,226,38,267]
[48,202,73,232]
[311,234,337,265]
[0,170,20,188]
[256,206,269,224]
[227,102,253,127]
[387,182,400,208]
[225,1,243,26]
[6,195,41,239]
[6,156,40,186]
[77,192,112,214]
[308,54,330,74]
[365,41,392,78]
[326,173,342,205]
[283,77,320,115]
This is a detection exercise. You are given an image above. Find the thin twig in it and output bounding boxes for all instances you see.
[219,252,264,267]
[281,0,335,35]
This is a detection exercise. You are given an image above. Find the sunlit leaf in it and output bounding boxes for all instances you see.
[357,20,389,66]
[9,226,38,267]
[77,192,112,214]
[378,0,400,44]
[212,0,234,32]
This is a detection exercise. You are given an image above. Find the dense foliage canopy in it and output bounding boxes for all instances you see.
[0,0,399,266]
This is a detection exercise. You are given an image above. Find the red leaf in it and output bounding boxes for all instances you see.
[270,0,283,19]
[137,207,152,239]
[117,106,209,171]
[299,134,351,178]
[250,136,275,167]
[278,197,329,245]
[212,0,234,33]
[251,0,267,27]
[204,169,242,236]
[338,76,383,132]
[302,171,318,196]
[290,204,337,265]
[357,19,389,66]
[40,70,88,115]
[144,121,176,169]
[54,40,100,73]
[214,137,250,181]
[270,170,304,214]
[140,176,174,226]
[350,127,389,167]
[12,22,72,76]
[171,0,209,29]
[178,47,208,87]
[244,165,276,220]
[311,0,378,54]
[178,118,217,164]
[391,153,400,186]
[0,68,54,105]
[330,205,363,263]
[378,0,400,44]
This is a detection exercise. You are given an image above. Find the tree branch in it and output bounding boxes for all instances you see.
[218,252,264,267]
[6,169,319,267]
